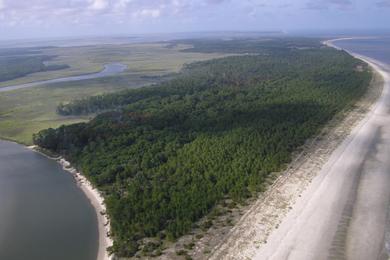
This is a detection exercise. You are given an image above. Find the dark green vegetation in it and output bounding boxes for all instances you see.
[33,38,371,257]
[170,37,322,53]
[0,43,221,144]
[0,48,69,82]
[0,46,52,57]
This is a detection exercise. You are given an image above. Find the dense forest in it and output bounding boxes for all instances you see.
[0,47,69,82]
[169,37,323,53]
[34,38,371,257]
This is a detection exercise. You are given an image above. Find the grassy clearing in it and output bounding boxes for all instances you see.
[0,43,224,88]
[0,76,145,144]
[0,43,223,144]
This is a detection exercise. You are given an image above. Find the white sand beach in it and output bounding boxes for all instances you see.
[252,42,390,260]
[59,159,113,260]
[28,146,113,260]
[209,40,390,260]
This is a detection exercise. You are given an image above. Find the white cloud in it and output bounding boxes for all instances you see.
[0,0,5,10]
[306,0,352,10]
[113,0,133,13]
[89,0,109,11]
[133,8,161,18]
[117,0,133,8]
[0,0,385,38]
[0,0,233,23]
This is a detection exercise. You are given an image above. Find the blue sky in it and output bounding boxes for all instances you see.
[0,0,389,40]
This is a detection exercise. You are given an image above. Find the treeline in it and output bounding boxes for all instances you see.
[34,39,371,257]
[57,45,329,116]
[171,37,323,54]
[0,49,69,82]
[0,46,50,57]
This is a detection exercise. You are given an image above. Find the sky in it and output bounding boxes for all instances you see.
[0,0,389,40]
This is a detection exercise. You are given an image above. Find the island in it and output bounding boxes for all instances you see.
[33,37,372,258]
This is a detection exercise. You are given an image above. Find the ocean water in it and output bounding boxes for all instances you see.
[333,37,390,66]
[0,141,98,260]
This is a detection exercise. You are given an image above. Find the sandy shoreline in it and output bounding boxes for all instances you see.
[255,41,390,260]
[208,39,389,259]
[28,146,113,260]
[253,55,389,260]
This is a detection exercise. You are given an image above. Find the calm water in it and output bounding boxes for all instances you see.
[0,63,127,92]
[0,140,98,260]
[333,37,390,65]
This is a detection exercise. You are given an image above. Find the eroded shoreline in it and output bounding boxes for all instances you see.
[28,146,113,260]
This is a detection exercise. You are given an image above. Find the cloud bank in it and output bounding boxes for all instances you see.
[306,0,352,10]
[0,0,388,39]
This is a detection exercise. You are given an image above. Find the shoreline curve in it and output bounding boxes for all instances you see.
[28,145,113,260]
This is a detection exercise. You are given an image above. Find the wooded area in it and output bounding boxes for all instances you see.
[0,48,69,82]
[34,38,371,257]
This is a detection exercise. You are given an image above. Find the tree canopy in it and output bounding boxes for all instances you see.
[34,38,371,257]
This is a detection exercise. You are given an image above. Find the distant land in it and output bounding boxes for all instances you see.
[0,31,284,48]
